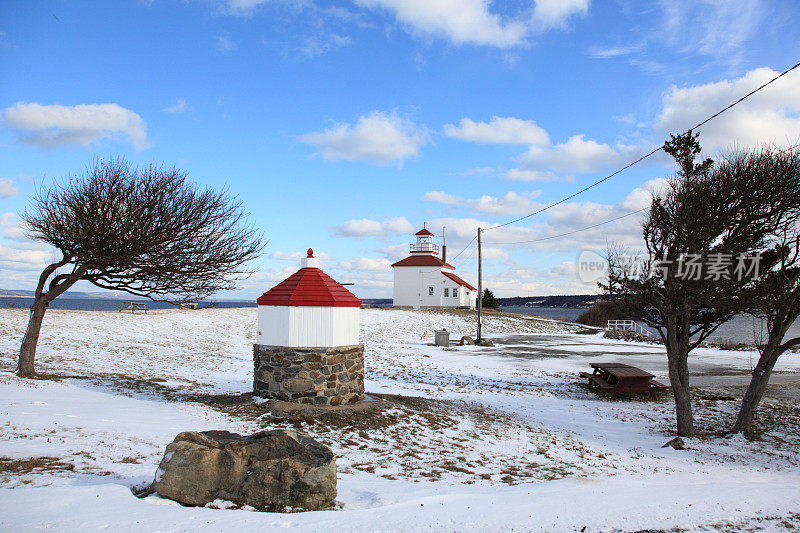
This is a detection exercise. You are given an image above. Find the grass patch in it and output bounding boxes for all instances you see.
[0,456,75,475]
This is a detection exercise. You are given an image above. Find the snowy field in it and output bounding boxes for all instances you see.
[1,307,799,532]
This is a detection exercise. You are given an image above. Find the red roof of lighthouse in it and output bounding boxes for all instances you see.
[257,267,361,307]
[391,255,455,269]
[415,228,434,236]
[442,271,476,291]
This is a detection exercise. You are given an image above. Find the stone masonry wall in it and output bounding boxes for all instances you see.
[253,344,364,405]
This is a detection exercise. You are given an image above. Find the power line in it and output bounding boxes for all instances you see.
[483,59,800,232]
[484,207,648,245]
[448,235,477,263]
[482,144,800,247]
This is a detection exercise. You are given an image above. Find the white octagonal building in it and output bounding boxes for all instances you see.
[256,249,361,347]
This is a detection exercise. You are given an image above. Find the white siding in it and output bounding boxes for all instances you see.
[257,306,360,347]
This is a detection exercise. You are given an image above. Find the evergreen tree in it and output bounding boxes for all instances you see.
[482,289,500,309]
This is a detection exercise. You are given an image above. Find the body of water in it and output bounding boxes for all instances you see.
[0,297,257,312]
[501,306,586,322]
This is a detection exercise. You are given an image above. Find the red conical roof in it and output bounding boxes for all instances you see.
[257,267,361,307]
[415,228,434,236]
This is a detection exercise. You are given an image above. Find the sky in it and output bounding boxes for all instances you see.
[1,0,800,300]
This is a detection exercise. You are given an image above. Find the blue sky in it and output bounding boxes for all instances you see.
[2,0,800,299]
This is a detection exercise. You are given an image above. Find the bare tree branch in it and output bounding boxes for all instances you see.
[16,158,265,377]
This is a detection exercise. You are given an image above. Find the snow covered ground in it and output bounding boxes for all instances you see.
[1,307,799,531]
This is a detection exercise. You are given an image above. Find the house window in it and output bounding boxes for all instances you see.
[428,286,434,296]
[466,291,470,297]
[444,288,449,297]
[453,288,459,297]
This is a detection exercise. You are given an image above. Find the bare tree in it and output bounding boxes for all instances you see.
[605,135,800,436]
[17,159,264,377]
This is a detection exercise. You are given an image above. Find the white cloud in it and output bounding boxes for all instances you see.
[586,44,639,59]
[451,245,509,261]
[519,134,622,174]
[163,98,189,113]
[355,0,587,48]
[378,243,409,261]
[382,216,416,234]
[301,111,428,165]
[656,67,800,151]
[1,212,26,241]
[420,190,459,205]
[483,266,596,297]
[530,0,589,31]
[1,102,151,150]
[619,178,669,211]
[445,115,647,178]
[334,257,392,272]
[333,217,415,237]
[0,179,19,198]
[355,0,529,47]
[588,1,765,73]
[659,0,763,61]
[0,243,50,270]
[444,116,549,145]
[412,178,669,254]
[423,190,542,215]
[501,169,564,182]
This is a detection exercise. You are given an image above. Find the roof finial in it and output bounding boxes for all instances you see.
[307,248,314,258]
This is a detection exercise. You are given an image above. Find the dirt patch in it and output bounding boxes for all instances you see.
[188,390,613,484]
[0,456,75,476]
[72,376,613,486]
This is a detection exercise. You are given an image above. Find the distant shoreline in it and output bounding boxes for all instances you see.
[0,296,256,312]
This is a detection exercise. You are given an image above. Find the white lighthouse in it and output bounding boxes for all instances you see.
[391,227,477,309]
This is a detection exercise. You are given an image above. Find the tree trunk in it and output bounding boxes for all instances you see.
[665,315,694,437]
[17,262,86,378]
[17,300,48,377]
[667,346,694,437]
[731,350,779,437]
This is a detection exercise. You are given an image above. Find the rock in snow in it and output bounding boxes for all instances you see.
[662,437,686,450]
[152,429,336,510]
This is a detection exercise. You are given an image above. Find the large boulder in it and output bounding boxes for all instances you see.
[152,429,336,511]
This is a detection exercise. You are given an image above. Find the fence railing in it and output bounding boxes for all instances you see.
[607,319,649,335]
[410,243,440,254]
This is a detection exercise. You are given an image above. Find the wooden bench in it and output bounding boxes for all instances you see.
[118,301,148,314]
[580,363,669,398]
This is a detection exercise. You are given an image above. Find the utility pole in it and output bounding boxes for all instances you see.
[477,227,482,341]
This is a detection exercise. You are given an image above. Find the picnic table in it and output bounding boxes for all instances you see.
[118,301,148,314]
[580,362,668,398]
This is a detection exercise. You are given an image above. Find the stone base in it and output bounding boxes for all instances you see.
[254,343,364,405]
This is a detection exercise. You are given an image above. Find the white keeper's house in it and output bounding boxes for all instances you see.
[392,227,477,309]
